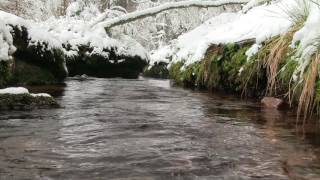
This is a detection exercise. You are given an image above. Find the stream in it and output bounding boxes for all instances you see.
[0,78,320,179]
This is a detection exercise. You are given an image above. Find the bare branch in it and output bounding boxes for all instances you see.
[91,0,249,29]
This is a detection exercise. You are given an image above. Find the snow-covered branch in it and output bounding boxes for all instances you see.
[91,0,250,29]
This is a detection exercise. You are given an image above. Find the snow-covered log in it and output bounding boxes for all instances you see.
[91,0,250,29]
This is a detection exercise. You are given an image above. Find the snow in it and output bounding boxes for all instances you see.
[30,93,52,97]
[0,6,148,63]
[0,21,15,61]
[0,87,52,97]
[245,43,261,59]
[0,87,29,94]
[291,2,319,79]
[149,45,174,65]
[150,0,298,66]
[92,0,249,29]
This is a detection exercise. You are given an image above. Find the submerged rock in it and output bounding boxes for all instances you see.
[72,74,89,81]
[261,97,285,109]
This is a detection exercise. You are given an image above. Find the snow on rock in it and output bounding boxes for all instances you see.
[0,9,148,62]
[0,87,29,94]
[0,21,14,61]
[30,93,52,97]
[0,87,52,97]
[149,45,174,65]
[151,0,297,66]
[0,14,17,61]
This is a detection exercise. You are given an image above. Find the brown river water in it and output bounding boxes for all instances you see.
[1,77,320,180]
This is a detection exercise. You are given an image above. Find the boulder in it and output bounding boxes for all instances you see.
[66,45,148,79]
[0,93,58,110]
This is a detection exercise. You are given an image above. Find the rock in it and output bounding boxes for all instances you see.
[66,45,148,79]
[261,97,285,109]
[139,124,149,129]
[10,25,68,86]
[0,93,58,110]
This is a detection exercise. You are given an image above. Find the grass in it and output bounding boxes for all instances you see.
[297,52,320,122]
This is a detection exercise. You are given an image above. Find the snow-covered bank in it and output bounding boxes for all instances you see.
[150,0,304,66]
[147,0,320,119]
[0,10,148,62]
[0,7,150,84]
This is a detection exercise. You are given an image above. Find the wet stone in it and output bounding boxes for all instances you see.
[261,97,285,109]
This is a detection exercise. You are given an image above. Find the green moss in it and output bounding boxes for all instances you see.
[168,43,261,94]
[169,61,184,85]
[196,52,221,90]
[11,25,67,83]
[237,55,267,97]
[221,44,250,92]
[0,61,11,88]
[143,62,169,79]
[11,59,58,85]
[181,62,200,87]
[0,93,58,110]
[279,57,298,87]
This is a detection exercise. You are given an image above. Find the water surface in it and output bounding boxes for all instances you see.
[0,78,320,180]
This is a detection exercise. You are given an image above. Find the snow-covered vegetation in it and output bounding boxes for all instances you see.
[0,7,148,62]
[150,0,303,66]
[0,0,241,63]
[146,0,320,118]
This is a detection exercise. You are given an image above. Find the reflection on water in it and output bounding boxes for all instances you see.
[0,77,320,179]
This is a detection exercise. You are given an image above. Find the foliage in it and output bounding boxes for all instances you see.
[143,61,169,79]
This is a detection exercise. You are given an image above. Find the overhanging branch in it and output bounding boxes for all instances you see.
[91,0,249,30]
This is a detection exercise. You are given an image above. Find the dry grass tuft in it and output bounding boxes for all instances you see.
[263,23,303,96]
[264,36,290,95]
[297,52,320,123]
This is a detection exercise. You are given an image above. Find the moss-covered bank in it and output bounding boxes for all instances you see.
[145,34,320,118]
[165,40,269,97]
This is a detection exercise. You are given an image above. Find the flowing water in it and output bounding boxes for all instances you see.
[1,78,320,180]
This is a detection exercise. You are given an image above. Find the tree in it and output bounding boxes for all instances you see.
[90,0,249,29]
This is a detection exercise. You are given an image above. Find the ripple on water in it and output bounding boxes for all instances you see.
[0,78,319,179]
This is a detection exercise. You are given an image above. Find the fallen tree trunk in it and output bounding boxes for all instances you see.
[91,0,249,30]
